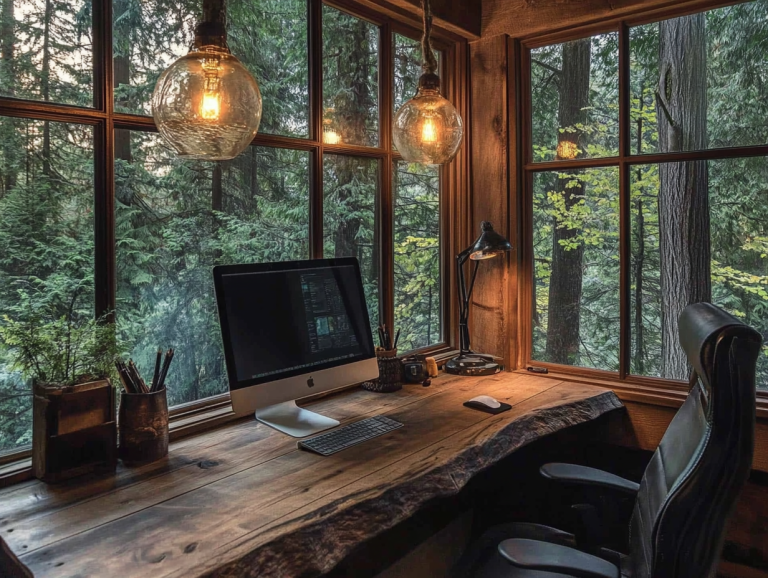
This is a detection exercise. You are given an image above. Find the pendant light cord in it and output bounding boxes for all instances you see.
[202,0,226,26]
[420,0,438,76]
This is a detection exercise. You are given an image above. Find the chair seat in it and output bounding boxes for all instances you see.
[452,523,578,577]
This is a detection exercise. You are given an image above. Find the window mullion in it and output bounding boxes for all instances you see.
[379,22,394,331]
[618,22,631,379]
[310,0,324,258]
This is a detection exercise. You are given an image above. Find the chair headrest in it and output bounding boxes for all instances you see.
[678,302,763,383]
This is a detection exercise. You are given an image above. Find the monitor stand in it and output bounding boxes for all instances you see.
[254,401,340,438]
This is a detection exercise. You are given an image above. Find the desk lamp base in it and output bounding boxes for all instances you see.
[445,353,502,376]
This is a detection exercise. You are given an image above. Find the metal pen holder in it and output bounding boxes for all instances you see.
[362,349,402,393]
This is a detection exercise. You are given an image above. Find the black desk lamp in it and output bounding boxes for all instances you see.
[446,221,512,376]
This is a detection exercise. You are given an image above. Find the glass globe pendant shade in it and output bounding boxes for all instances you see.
[151,22,262,161]
[393,73,463,166]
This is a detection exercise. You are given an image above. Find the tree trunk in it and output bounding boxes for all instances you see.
[633,98,645,374]
[212,163,223,211]
[545,38,591,365]
[1,0,16,194]
[41,0,53,176]
[657,14,711,380]
[333,19,374,263]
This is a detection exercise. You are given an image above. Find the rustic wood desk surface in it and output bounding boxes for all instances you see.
[0,372,622,578]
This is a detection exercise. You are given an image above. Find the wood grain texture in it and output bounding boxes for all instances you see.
[481,0,738,39]
[0,373,621,578]
[469,35,511,364]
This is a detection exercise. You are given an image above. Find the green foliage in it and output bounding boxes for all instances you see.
[532,4,768,383]
[0,312,119,386]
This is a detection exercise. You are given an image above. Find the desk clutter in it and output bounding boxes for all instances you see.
[362,325,438,393]
[115,349,174,465]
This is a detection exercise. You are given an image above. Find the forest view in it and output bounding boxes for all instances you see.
[0,0,441,452]
[531,1,768,384]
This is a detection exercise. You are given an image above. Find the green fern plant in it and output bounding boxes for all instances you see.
[0,311,120,387]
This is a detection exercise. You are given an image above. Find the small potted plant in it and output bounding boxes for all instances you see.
[0,309,120,482]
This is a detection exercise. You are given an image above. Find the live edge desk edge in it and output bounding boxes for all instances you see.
[0,372,623,578]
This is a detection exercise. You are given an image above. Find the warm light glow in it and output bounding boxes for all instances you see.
[201,91,220,120]
[393,87,463,166]
[151,46,262,161]
[421,116,437,143]
[470,250,499,261]
[557,140,579,160]
[323,118,341,144]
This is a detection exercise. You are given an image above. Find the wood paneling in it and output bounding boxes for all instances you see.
[469,35,511,364]
[481,0,740,39]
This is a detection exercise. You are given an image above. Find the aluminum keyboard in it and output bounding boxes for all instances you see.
[298,415,403,456]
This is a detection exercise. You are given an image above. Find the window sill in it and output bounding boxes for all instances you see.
[514,368,768,419]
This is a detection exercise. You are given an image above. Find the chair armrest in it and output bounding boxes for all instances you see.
[540,463,640,495]
[498,538,620,578]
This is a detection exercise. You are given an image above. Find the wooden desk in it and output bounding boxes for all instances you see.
[0,372,622,578]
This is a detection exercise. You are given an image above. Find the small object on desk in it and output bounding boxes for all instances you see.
[401,354,429,383]
[425,356,439,378]
[298,415,403,456]
[362,347,402,393]
[32,379,117,483]
[116,348,174,465]
[464,395,512,414]
[527,366,549,374]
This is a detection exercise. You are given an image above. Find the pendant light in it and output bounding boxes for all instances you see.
[392,0,463,166]
[151,0,262,161]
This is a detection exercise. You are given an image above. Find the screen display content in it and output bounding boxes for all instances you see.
[218,262,374,389]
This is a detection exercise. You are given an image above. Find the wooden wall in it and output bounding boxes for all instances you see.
[468,35,514,365]
[481,0,735,38]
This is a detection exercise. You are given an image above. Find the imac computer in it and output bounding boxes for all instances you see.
[213,258,379,437]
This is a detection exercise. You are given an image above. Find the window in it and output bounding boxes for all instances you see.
[524,0,768,390]
[0,0,456,459]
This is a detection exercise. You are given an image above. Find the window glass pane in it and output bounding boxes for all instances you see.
[116,130,309,406]
[394,161,440,351]
[323,154,379,328]
[393,33,440,152]
[113,0,309,138]
[322,6,379,147]
[531,34,619,162]
[0,0,93,106]
[0,118,94,453]
[631,158,768,387]
[394,34,420,115]
[532,167,620,370]
[631,3,768,154]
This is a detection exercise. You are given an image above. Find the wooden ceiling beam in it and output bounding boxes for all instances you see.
[364,0,481,40]
[482,0,742,39]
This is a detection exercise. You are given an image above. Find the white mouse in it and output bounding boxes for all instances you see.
[468,395,501,409]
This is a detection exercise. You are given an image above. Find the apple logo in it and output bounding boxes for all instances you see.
[307,376,315,388]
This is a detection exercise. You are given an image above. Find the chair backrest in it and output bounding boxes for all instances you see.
[629,302,762,578]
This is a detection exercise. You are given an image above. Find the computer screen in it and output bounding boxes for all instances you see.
[214,259,375,391]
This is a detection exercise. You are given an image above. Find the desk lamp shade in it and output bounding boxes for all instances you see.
[446,221,512,376]
[151,0,262,161]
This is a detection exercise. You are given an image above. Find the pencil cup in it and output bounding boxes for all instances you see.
[119,388,169,465]
[361,349,402,393]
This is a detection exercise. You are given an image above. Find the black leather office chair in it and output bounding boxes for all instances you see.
[453,302,762,578]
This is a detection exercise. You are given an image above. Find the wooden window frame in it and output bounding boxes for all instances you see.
[0,0,470,477]
[517,0,768,413]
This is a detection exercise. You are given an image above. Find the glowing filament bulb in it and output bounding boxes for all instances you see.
[421,116,437,143]
[201,55,221,120]
[557,140,579,160]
